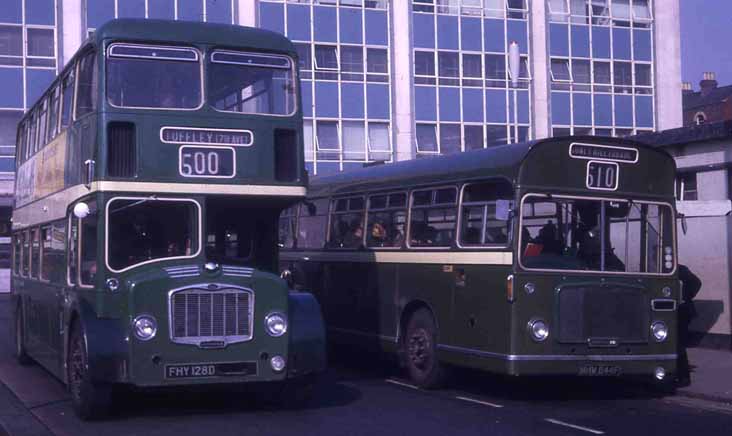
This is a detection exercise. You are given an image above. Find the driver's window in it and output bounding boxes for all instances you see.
[79,202,98,287]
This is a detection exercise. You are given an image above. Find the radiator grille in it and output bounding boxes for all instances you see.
[557,285,649,344]
[170,286,253,347]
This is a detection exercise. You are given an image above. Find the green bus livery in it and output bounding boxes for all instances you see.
[280,136,678,388]
[11,19,325,419]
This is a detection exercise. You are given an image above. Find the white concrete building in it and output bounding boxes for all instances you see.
[0,0,682,281]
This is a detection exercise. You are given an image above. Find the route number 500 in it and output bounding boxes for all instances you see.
[178,146,235,178]
[182,151,219,176]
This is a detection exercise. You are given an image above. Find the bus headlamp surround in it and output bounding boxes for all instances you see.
[528,319,550,342]
[264,312,288,337]
[132,315,158,341]
[651,321,669,342]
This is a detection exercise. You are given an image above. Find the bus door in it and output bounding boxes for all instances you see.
[450,181,514,352]
[323,197,368,333]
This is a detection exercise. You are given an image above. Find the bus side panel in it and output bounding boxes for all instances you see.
[448,264,513,362]
[396,261,453,346]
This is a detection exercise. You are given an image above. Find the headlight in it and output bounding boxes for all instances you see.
[528,319,549,342]
[651,321,668,342]
[264,312,288,337]
[132,315,157,341]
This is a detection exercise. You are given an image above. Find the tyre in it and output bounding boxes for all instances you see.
[67,321,112,420]
[404,308,445,389]
[14,305,32,366]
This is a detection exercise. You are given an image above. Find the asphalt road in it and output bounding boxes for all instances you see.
[0,295,730,436]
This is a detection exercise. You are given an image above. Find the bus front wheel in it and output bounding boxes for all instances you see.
[14,305,32,366]
[67,322,112,420]
[404,308,444,389]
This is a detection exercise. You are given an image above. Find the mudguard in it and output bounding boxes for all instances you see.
[287,291,327,378]
[72,298,128,383]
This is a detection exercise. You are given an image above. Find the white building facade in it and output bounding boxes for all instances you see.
[0,0,682,277]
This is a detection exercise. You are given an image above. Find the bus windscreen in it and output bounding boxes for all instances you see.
[520,195,674,275]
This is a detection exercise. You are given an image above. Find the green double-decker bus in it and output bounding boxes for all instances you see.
[280,136,678,388]
[11,19,325,419]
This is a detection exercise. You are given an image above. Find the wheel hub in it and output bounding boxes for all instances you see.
[408,328,432,370]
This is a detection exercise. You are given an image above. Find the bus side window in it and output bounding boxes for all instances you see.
[459,180,514,247]
[60,69,75,130]
[41,224,65,282]
[30,228,40,279]
[409,187,458,248]
[76,50,97,118]
[329,197,365,249]
[79,204,98,287]
[366,192,406,248]
[296,199,329,249]
[13,233,21,275]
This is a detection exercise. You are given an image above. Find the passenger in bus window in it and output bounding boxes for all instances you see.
[342,220,364,248]
[369,222,388,247]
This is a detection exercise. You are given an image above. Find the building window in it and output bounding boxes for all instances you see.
[414,50,435,85]
[316,121,339,150]
[0,25,22,65]
[550,58,572,88]
[416,124,438,154]
[340,46,364,82]
[314,45,339,80]
[676,173,698,201]
[439,123,461,154]
[438,51,459,86]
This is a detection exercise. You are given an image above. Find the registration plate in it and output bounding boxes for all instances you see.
[165,361,257,379]
[578,365,622,377]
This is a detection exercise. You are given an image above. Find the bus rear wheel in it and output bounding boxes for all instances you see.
[404,308,444,389]
[67,322,112,420]
[14,305,32,366]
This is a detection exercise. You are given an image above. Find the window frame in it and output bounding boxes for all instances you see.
[313,44,340,71]
[550,58,573,83]
[327,195,366,250]
[456,179,515,249]
[365,190,408,250]
[75,48,98,119]
[315,120,341,152]
[415,123,439,154]
[39,224,51,282]
[106,43,205,112]
[406,185,459,250]
[105,196,203,274]
[208,49,296,116]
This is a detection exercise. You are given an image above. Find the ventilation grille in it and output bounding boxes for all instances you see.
[107,122,136,177]
[274,128,297,182]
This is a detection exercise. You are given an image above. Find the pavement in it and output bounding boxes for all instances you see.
[679,347,732,405]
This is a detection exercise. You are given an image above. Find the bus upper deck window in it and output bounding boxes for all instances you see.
[106,43,201,110]
[208,51,296,116]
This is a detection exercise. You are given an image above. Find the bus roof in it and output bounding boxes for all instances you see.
[93,19,297,54]
[308,136,674,198]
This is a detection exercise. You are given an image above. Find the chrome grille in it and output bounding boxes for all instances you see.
[169,285,254,347]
